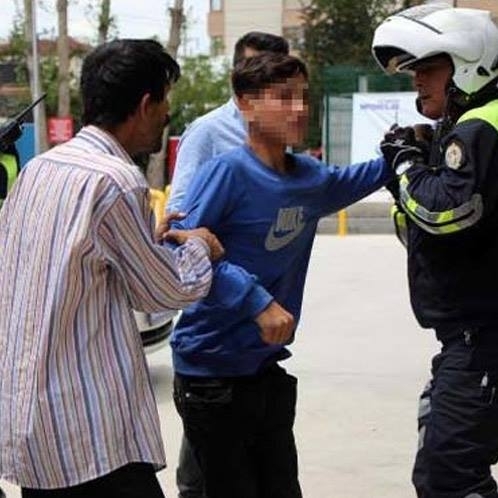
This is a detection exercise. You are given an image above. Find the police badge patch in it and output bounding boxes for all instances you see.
[444,141,465,170]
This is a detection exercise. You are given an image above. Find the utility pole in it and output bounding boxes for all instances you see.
[57,0,70,117]
[24,0,48,153]
[146,0,185,189]
[31,1,41,153]
[167,0,184,58]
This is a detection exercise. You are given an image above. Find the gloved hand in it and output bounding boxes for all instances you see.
[385,176,401,201]
[380,124,431,175]
[412,123,434,145]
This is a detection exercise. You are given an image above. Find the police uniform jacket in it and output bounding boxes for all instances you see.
[398,98,498,336]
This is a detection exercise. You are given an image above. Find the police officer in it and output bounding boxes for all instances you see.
[0,96,45,210]
[0,142,20,209]
[373,5,498,498]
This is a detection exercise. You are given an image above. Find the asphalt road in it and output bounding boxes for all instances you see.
[1,235,441,497]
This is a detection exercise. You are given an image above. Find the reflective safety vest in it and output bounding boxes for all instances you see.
[0,152,19,208]
[391,203,407,248]
[400,98,498,331]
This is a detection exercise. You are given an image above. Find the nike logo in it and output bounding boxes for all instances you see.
[265,206,306,251]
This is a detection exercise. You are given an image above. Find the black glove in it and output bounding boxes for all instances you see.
[385,176,401,202]
[383,125,432,156]
[380,125,430,175]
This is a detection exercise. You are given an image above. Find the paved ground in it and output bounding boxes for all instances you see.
[1,235,441,497]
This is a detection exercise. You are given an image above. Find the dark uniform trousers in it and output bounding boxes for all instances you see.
[174,363,302,498]
[413,327,498,498]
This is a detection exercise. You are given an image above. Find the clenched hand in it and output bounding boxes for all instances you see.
[255,301,295,345]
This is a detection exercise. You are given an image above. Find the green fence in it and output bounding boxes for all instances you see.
[322,64,413,95]
[321,65,414,165]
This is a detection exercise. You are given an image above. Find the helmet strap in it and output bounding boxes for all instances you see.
[446,77,498,117]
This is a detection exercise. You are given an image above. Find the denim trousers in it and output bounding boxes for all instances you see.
[174,363,302,498]
[176,434,205,498]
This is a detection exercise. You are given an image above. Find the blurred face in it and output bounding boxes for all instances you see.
[242,46,259,59]
[241,73,309,147]
[411,55,453,120]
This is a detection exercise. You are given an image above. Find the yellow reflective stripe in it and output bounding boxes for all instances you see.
[405,197,418,214]
[399,173,483,234]
[390,204,407,228]
[391,204,408,247]
[436,209,454,225]
[458,99,498,133]
[438,223,461,234]
[0,153,18,193]
[390,204,400,220]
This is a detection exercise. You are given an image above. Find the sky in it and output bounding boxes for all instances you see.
[0,0,210,55]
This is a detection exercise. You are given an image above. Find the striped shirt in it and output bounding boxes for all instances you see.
[0,126,212,489]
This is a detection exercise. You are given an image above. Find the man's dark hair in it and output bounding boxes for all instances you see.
[232,32,289,67]
[231,53,308,98]
[81,39,180,127]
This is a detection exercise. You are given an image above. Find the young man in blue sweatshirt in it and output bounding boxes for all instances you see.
[169,33,290,498]
[167,53,392,498]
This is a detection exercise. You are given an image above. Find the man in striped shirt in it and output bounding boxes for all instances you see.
[0,39,221,498]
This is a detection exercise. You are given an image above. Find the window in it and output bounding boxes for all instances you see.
[210,0,222,11]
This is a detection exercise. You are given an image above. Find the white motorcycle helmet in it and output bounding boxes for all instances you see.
[372,3,498,100]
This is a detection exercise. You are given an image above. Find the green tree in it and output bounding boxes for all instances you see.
[301,0,398,67]
[84,0,118,44]
[0,3,86,126]
[300,0,399,147]
[168,55,231,137]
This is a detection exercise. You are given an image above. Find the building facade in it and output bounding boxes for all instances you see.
[208,0,498,59]
[453,0,498,14]
[207,0,309,57]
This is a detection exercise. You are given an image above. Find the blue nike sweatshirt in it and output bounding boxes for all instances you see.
[170,145,391,377]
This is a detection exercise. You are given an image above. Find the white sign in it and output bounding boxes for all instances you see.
[351,92,433,202]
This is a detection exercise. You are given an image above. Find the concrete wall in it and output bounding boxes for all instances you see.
[224,0,284,56]
[208,0,311,56]
[455,0,498,14]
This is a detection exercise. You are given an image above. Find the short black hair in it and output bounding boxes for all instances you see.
[81,39,180,127]
[232,32,289,67]
[231,53,308,98]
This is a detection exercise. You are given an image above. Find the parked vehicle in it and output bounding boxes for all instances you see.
[136,309,177,353]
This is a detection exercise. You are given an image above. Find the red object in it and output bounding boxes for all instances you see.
[166,136,180,182]
[48,117,74,144]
